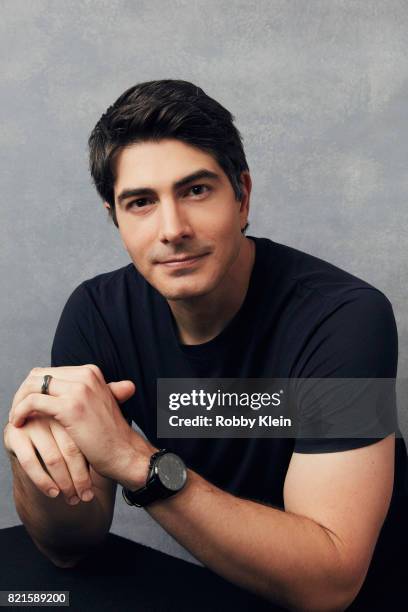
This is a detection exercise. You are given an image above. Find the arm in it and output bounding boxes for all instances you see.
[6,279,134,567]
[9,365,394,608]
[141,434,394,612]
[8,449,116,568]
[6,365,143,568]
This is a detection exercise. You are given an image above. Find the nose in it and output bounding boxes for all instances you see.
[158,198,194,244]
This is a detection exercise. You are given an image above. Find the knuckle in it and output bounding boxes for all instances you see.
[75,381,89,397]
[75,476,91,489]
[22,394,36,409]
[16,395,35,418]
[29,367,41,376]
[3,422,12,444]
[4,437,16,457]
[39,476,54,492]
[69,397,85,417]
[63,442,80,458]
[19,456,33,470]
[44,454,63,468]
[83,366,97,382]
[84,364,101,377]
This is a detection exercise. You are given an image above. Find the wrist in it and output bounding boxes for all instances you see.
[118,431,158,490]
[122,449,188,508]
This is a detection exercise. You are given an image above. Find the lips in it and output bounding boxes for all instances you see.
[158,253,207,264]
[157,253,209,268]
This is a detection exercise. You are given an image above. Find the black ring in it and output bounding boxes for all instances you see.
[41,374,52,395]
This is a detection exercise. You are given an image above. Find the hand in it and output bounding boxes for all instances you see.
[8,365,155,488]
[3,414,95,504]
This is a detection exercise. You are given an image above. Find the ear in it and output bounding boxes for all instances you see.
[239,171,252,225]
[104,202,111,211]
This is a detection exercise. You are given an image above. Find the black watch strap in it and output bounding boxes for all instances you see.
[122,449,183,508]
[122,475,176,507]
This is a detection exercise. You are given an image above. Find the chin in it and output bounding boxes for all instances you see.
[156,278,217,301]
[159,286,211,301]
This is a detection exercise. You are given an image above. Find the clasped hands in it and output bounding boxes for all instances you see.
[4,364,156,505]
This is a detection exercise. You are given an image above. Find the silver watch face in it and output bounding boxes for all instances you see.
[155,452,187,491]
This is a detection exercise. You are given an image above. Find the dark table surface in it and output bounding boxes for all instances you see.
[0,525,285,611]
[1,525,406,611]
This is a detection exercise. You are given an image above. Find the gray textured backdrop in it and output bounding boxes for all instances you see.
[1,0,407,566]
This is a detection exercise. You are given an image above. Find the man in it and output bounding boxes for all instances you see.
[4,80,407,611]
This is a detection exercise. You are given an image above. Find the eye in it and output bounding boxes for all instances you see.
[127,198,153,209]
[185,184,210,197]
[126,184,210,209]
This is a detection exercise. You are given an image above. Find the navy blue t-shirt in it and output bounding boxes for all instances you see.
[51,236,407,601]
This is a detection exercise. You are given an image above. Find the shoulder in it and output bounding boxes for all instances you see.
[253,235,395,320]
[80,263,139,300]
[51,263,144,379]
[63,263,144,313]
[253,235,387,301]
[252,237,397,376]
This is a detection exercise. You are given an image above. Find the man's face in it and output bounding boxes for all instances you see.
[110,139,250,301]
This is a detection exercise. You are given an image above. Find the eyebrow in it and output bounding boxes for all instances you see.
[116,169,221,206]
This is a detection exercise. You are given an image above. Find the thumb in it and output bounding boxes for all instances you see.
[107,380,136,404]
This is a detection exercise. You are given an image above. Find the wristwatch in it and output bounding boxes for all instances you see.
[122,449,187,507]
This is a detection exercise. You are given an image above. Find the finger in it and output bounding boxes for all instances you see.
[8,427,62,499]
[107,380,136,404]
[29,364,105,382]
[10,373,99,426]
[10,393,61,428]
[10,376,89,424]
[11,365,105,414]
[28,420,82,505]
[49,420,94,502]
[12,377,76,411]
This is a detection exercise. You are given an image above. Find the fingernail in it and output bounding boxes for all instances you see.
[48,488,59,498]
[68,495,80,505]
[81,489,94,502]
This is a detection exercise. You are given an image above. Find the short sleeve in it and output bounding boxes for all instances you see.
[293,288,399,453]
[51,284,97,368]
[50,282,132,425]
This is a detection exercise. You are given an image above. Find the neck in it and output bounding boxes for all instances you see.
[167,237,256,345]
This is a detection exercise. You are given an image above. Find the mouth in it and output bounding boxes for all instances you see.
[158,253,209,268]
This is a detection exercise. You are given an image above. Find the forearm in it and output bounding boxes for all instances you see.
[146,469,356,612]
[10,454,114,566]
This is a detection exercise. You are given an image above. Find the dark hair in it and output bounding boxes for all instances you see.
[88,79,250,234]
